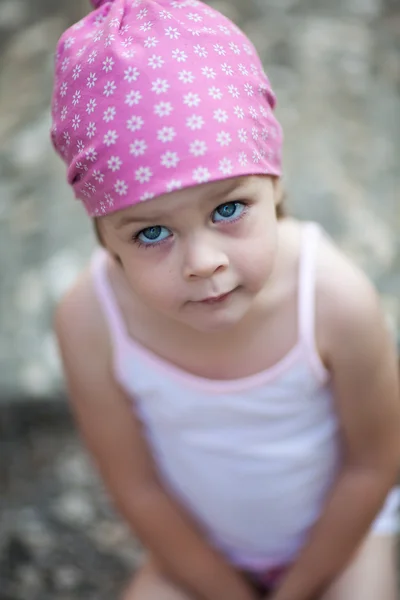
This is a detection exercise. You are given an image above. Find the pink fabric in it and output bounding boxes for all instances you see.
[253,564,287,591]
[51,0,283,216]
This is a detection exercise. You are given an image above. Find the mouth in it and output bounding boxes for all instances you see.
[197,288,237,305]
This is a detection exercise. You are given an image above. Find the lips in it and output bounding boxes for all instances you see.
[198,289,236,304]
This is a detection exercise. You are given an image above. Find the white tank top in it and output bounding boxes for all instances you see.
[90,223,395,570]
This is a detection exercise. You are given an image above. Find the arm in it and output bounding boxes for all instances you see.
[54,278,257,600]
[271,268,400,600]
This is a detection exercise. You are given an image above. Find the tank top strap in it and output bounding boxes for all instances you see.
[90,248,128,352]
[297,222,327,380]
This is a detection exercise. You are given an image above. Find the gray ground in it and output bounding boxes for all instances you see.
[0,0,399,401]
[0,402,142,599]
[0,0,399,598]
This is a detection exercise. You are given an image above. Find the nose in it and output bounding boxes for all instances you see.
[182,233,229,280]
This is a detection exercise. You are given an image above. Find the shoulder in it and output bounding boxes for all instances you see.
[54,263,161,494]
[54,259,111,374]
[313,227,393,370]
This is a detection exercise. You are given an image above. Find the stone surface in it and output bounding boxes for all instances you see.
[0,1,399,595]
[0,399,398,599]
[0,0,399,402]
[0,0,399,401]
[0,403,143,599]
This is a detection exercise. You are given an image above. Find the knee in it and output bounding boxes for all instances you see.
[121,573,138,600]
[120,563,168,600]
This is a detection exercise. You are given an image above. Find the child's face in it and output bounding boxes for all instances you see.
[100,175,281,333]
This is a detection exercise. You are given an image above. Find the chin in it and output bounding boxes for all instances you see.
[184,306,250,334]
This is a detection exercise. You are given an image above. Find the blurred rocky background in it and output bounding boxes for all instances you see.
[0,0,399,598]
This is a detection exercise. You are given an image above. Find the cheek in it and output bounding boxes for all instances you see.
[233,223,278,286]
[124,260,180,309]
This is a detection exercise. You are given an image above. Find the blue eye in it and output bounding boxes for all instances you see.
[136,225,171,245]
[213,201,245,222]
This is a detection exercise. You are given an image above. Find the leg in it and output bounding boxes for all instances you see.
[321,534,398,600]
[122,561,195,600]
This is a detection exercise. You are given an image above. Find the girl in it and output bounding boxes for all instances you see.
[51,1,400,599]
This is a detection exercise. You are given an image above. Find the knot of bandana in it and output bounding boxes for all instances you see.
[51,0,283,217]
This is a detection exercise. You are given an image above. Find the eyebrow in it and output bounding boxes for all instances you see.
[115,177,249,229]
[116,213,158,228]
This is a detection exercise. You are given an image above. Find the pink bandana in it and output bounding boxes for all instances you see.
[51,0,283,217]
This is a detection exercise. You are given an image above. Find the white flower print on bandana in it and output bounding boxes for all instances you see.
[51,0,282,216]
